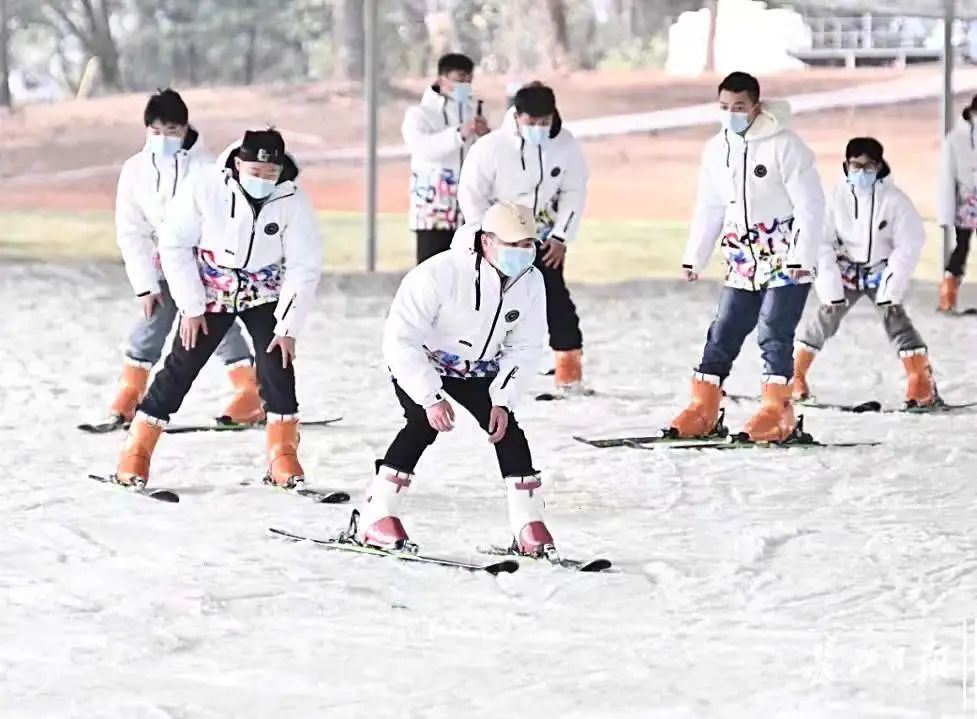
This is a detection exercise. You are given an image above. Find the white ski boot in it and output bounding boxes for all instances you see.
[504,473,556,558]
[354,465,413,550]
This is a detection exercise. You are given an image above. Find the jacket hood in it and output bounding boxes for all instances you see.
[743,100,791,142]
[218,140,300,184]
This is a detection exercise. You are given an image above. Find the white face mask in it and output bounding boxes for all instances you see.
[148,134,183,157]
[240,175,276,199]
[493,242,536,277]
[719,109,752,135]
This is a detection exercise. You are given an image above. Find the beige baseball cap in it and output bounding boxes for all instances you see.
[481,202,536,245]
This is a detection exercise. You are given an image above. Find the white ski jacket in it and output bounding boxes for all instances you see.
[382,223,547,410]
[458,107,588,244]
[816,169,926,306]
[402,85,479,231]
[158,143,323,338]
[937,117,977,229]
[682,100,825,290]
[115,128,212,296]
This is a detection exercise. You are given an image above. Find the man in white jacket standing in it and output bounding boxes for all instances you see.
[669,72,825,442]
[402,53,488,264]
[101,89,260,431]
[354,202,556,558]
[114,129,323,489]
[458,82,589,394]
[793,137,940,407]
[936,94,977,312]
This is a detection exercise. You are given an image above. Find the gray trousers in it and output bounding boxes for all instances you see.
[797,288,926,354]
[126,282,252,366]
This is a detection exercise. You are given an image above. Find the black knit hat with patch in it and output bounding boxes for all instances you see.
[239,129,286,165]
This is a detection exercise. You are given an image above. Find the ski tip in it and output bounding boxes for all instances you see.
[578,558,613,572]
[535,393,562,402]
[485,559,520,575]
[150,490,180,503]
[850,400,882,413]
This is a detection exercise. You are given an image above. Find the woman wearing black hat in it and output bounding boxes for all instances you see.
[112,128,323,490]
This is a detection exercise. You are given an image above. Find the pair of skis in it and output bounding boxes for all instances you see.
[267,527,612,575]
[87,473,350,505]
[78,416,343,435]
[724,393,977,415]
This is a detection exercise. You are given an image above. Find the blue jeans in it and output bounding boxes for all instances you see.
[126,281,252,366]
[698,284,811,380]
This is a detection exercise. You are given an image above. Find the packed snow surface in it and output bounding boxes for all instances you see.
[3,262,977,718]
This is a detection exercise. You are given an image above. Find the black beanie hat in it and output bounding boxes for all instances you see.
[239,129,286,165]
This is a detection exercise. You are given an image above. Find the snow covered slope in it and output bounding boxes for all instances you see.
[2,262,977,718]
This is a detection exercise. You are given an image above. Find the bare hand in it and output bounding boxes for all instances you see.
[179,314,208,350]
[426,399,455,432]
[684,269,699,282]
[266,335,297,368]
[473,116,490,136]
[487,406,509,443]
[460,118,479,141]
[141,292,163,319]
[788,268,812,281]
[541,238,566,269]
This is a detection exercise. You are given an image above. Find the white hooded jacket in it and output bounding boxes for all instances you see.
[458,107,588,243]
[382,223,547,410]
[816,167,925,306]
[937,116,977,228]
[158,142,323,338]
[402,85,479,231]
[682,101,825,290]
[115,128,213,296]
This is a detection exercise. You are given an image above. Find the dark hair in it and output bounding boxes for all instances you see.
[514,82,556,118]
[718,72,760,104]
[144,88,188,127]
[964,93,977,121]
[437,53,474,76]
[845,137,884,163]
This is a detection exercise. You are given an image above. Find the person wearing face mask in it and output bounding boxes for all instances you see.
[352,202,556,558]
[402,53,489,265]
[669,71,825,442]
[92,89,260,434]
[936,93,977,313]
[111,129,323,490]
[458,82,589,397]
[792,137,940,408]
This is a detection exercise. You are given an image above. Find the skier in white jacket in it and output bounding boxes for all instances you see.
[793,137,940,407]
[97,89,260,432]
[936,93,977,312]
[669,72,826,442]
[352,202,556,558]
[458,82,589,395]
[402,52,489,264]
[114,129,323,489]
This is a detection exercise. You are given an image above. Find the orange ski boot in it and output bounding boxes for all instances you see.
[901,349,940,408]
[265,414,304,488]
[221,361,265,424]
[742,379,797,442]
[109,360,152,422]
[116,413,165,486]
[938,274,960,313]
[554,349,586,393]
[792,346,817,401]
[667,373,723,438]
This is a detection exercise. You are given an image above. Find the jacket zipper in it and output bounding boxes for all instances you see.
[151,154,160,192]
[280,294,295,319]
[239,190,295,268]
[865,185,876,263]
[172,155,179,197]
[499,367,518,390]
[741,141,757,290]
[533,145,543,214]
[458,102,465,169]
[475,270,528,361]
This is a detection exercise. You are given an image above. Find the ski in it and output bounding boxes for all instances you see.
[724,394,976,415]
[575,409,730,448]
[536,388,597,402]
[268,528,519,575]
[240,479,350,504]
[164,417,342,434]
[626,437,881,451]
[88,473,179,503]
[478,545,611,572]
[78,417,128,434]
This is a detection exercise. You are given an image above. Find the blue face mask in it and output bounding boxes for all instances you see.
[847,169,878,190]
[240,174,277,199]
[148,134,184,157]
[519,124,550,147]
[494,244,536,277]
[450,82,472,105]
[719,110,752,135]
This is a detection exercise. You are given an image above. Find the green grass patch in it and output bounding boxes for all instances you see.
[0,210,947,284]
